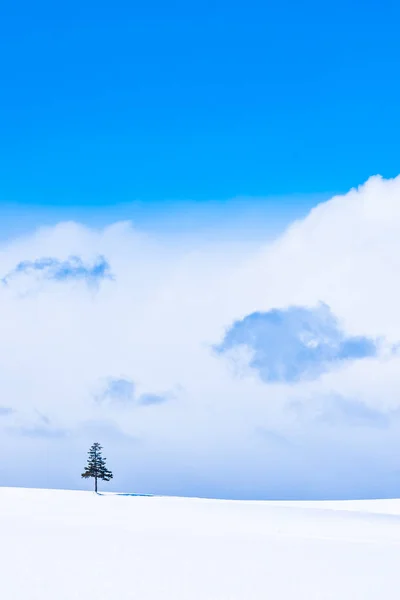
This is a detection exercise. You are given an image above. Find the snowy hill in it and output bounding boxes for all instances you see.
[1,488,400,599]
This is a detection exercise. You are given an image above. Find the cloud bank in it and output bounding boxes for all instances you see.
[1,175,400,499]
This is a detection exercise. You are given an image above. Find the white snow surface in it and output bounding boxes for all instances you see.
[1,487,400,599]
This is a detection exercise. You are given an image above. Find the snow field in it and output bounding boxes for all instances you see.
[1,487,400,599]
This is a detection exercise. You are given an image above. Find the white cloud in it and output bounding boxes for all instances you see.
[1,175,400,498]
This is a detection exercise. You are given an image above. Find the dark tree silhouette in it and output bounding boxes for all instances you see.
[81,442,113,493]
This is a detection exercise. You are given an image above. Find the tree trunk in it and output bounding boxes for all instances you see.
[95,476,98,493]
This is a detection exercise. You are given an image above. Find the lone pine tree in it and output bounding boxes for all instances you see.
[81,442,113,493]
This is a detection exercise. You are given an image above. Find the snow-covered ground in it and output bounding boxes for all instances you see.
[1,487,400,599]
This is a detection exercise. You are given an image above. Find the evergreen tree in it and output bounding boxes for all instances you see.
[81,442,113,493]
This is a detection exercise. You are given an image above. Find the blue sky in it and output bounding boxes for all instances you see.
[216,304,378,383]
[1,0,400,217]
[1,1,400,499]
